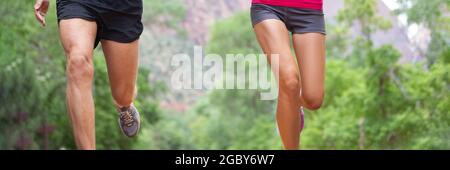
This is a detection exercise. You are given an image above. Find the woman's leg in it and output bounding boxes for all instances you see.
[292,33,326,110]
[254,19,302,150]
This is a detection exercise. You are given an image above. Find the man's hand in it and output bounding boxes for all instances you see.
[34,0,50,27]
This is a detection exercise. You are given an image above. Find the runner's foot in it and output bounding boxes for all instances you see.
[118,105,140,137]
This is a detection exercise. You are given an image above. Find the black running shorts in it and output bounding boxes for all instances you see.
[251,3,326,35]
[56,0,144,48]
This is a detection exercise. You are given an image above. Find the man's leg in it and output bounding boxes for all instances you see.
[254,19,301,150]
[101,39,140,137]
[59,18,97,150]
[101,40,138,108]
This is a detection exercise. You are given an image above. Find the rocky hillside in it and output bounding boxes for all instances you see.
[182,0,250,45]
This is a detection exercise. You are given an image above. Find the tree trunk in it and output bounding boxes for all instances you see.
[359,117,366,150]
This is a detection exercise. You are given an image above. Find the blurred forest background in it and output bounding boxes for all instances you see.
[0,0,448,150]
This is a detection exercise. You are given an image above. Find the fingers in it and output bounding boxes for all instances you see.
[34,9,46,27]
[34,0,46,27]
[34,0,43,10]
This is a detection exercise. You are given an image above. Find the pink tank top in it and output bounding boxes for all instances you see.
[252,0,323,11]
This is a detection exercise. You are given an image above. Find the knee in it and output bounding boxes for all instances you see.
[279,74,300,97]
[113,93,134,107]
[113,85,136,107]
[66,51,94,82]
[302,90,324,110]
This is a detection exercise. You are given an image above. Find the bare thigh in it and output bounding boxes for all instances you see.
[101,39,139,106]
[292,33,326,109]
[59,18,96,62]
[253,19,299,87]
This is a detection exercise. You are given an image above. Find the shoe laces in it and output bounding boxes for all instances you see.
[120,108,134,127]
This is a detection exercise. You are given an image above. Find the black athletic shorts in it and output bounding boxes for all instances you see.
[251,4,326,35]
[56,0,144,48]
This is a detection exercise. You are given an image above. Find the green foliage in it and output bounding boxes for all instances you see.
[300,0,449,149]
[1,0,67,149]
[207,12,261,55]
[326,23,351,59]
[183,90,281,149]
[337,0,392,40]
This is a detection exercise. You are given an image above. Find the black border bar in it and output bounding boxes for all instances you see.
[2,150,448,169]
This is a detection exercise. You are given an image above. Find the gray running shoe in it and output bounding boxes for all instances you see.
[118,105,140,137]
